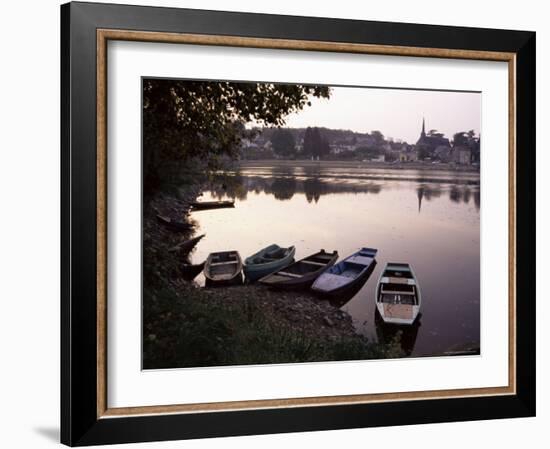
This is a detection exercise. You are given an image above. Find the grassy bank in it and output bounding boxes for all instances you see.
[143,283,403,369]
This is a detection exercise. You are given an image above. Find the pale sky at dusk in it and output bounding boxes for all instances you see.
[280,86,481,144]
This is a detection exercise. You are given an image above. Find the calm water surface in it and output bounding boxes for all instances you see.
[186,163,480,357]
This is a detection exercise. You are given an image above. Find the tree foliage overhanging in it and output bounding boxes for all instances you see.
[143,79,330,191]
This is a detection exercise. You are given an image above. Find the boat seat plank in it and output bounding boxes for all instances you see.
[301,260,326,267]
[210,261,237,266]
[381,287,415,295]
[277,271,302,278]
[382,276,414,285]
[346,255,374,265]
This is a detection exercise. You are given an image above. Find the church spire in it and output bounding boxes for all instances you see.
[421,116,426,137]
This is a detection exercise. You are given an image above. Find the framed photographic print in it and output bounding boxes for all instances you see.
[60,1,536,446]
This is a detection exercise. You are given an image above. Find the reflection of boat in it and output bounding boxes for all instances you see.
[204,251,243,286]
[375,308,421,356]
[259,250,338,290]
[191,200,235,210]
[311,248,378,296]
[375,263,421,325]
[169,234,205,254]
[181,261,205,281]
[156,214,193,232]
[243,244,296,282]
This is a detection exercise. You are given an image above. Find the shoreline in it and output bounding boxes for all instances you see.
[238,158,480,172]
[142,182,403,369]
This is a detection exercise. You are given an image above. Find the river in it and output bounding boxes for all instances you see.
[186,161,480,357]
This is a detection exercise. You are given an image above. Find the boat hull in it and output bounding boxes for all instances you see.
[311,247,378,296]
[169,234,205,254]
[243,244,296,282]
[191,201,235,210]
[181,261,205,281]
[259,250,338,290]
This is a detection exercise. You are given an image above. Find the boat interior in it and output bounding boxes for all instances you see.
[379,284,418,305]
[330,261,365,278]
[276,252,334,276]
[252,247,290,264]
[382,265,414,279]
[209,252,240,276]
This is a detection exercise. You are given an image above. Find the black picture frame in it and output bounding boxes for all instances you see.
[61,1,535,446]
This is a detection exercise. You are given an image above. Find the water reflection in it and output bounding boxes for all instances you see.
[416,183,444,212]
[375,309,421,356]
[269,177,297,201]
[190,164,480,357]
[207,169,384,204]
[207,165,479,211]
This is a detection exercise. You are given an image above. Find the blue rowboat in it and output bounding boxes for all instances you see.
[311,247,378,296]
[243,244,296,282]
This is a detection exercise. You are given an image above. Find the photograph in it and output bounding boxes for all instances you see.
[142,78,481,369]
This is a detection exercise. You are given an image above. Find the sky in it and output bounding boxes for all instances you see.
[279,85,481,144]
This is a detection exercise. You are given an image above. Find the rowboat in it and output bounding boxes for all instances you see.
[168,234,205,254]
[311,247,378,296]
[190,200,235,210]
[243,244,296,282]
[156,214,193,232]
[259,250,338,290]
[204,251,243,286]
[375,263,421,325]
[181,261,205,281]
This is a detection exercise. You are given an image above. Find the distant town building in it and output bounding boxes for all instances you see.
[399,150,418,162]
[434,145,452,162]
[415,118,450,160]
[452,146,472,165]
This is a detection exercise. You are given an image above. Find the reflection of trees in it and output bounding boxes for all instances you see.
[304,178,327,203]
[449,185,479,206]
[474,191,480,210]
[416,184,443,212]
[204,173,480,213]
[463,187,471,204]
[206,173,248,200]
[204,173,383,204]
[269,177,297,201]
[449,185,461,203]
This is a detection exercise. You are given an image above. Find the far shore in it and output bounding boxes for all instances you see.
[238,159,480,172]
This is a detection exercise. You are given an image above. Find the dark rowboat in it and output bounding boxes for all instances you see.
[259,250,338,290]
[168,234,205,254]
[181,261,205,281]
[311,247,378,296]
[243,244,296,282]
[156,214,193,232]
[190,200,235,211]
[204,251,243,286]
